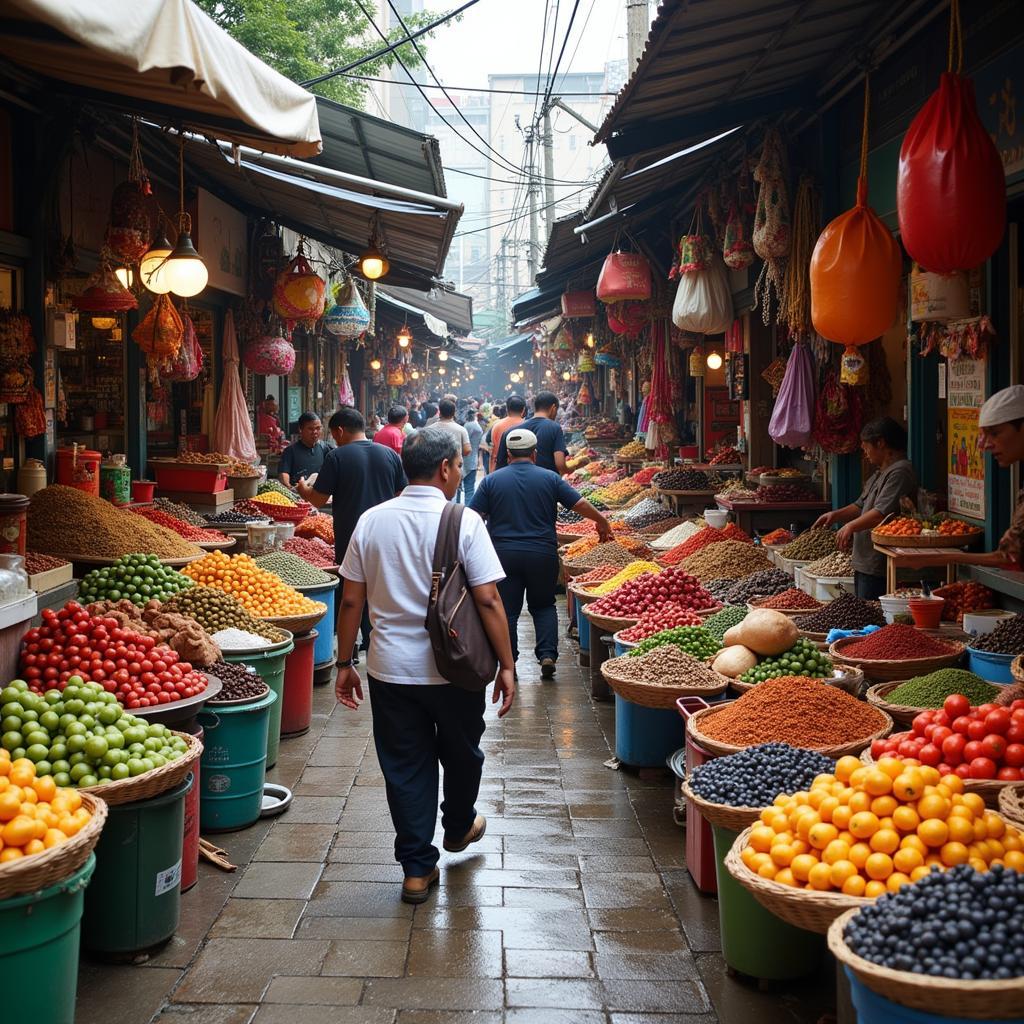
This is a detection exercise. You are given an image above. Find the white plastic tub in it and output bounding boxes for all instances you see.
[810,575,855,602]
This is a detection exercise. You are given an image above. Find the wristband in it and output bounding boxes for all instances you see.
[336,658,354,668]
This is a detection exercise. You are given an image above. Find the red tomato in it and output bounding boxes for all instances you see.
[968,757,997,780]
[963,740,985,762]
[1004,743,1024,768]
[997,766,1023,781]
[967,719,988,741]
[917,743,941,767]
[944,694,970,719]
[952,716,972,736]
[954,763,972,779]
[984,709,1012,736]
[981,734,1007,761]
[930,726,953,746]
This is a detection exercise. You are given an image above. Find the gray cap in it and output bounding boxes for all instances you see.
[506,428,538,452]
[979,385,1024,428]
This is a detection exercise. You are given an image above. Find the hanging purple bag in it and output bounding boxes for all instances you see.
[768,343,815,448]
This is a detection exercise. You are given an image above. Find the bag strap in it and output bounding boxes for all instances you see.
[428,502,464,611]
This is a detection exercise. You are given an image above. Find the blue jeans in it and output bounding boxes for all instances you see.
[493,545,559,663]
[458,468,477,505]
[481,451,490,475]
[367,677,486,877]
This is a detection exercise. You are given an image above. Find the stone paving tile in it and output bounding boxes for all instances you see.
[232,860,324,900]
[397,1014,501,1024]
[593,929,688,954]
[593,951,701,981]
[296,916,413,942]
[458,867,579,888]
[254,823,338,862]
[405,929,503,977]
[253,1009,395,1024]
[502,886,585,909]
[362,978,504,1011]
[209,898,306,938]
[152,1006,258,1024]
[505,1012,606,1024]
[322,862,407,883]
[283,795,347,823]
[581,872,675,910]
[579,854,657,873]
[306,881,415,919]
[77,964,181,1024]
[505,948,594,978]
[320,939,409,977]
[263,975,363,1004]
[602,979,712,1014]
[505,978,606,1008]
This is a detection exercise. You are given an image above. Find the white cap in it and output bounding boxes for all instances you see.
[506,428,538,452]
[978,385,1024,428]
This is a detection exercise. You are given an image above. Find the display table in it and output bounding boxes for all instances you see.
[656,488,715,517]
[714,497,831,536]
[872,543,960,594]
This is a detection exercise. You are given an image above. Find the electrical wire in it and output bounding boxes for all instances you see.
[542,0,584,111]
[445,165,597,186]
[328,74,617,96]
[454,183,595,237]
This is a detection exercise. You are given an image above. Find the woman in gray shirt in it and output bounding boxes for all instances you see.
[814,417,918,600]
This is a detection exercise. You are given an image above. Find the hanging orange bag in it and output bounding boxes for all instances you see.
[810,78,902,347]
[132,294,184,361]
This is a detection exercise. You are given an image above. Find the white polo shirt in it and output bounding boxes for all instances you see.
[340,485,505,685]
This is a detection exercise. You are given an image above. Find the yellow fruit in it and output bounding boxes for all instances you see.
[770,844,796,868]
[877,757,906,779]
[822,839,851,865]
[864,770,894,797]
[865,852,894,881]
[918,819,950,848]
[759,807,776,826]
[749,826,775,853]
[941,842,969,867]
[910,865,933,882]
[900,834,927,855]
[832,805,853,831]
[893,847,924,874]
[841,874,867,897]
[1,815,36,848]
[850,812,880,840]
[757,862,778,880]
[1002,850,1024,872]
[817,796,839,823]
[808,822,838,851]
[946,816,975,845]
[791,854,817,882]
[961,792,985,815]
[849,842,872,869]
[869,829,900,856]
[808,862,833,891]
[893,771,924,802]
[829,859,857,888]
[864,880,887,898]
[871,796,899,819]
[917,793,950,821]
[886,872,912,893]
[892,806,920,834]
[983,812,1006,839]
[774,868,798,887]
[835,756,862,783]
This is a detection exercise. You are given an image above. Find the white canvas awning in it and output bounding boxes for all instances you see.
[0,0,321,156]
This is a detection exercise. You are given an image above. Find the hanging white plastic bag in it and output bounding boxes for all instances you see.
[671,256,733,335]
[768,343,815,448]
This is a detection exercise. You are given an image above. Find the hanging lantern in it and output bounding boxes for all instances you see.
[369,356,382,371]
[72,261,138,314]
[358,215,390,280]
[243,334,296,377]
[688,350,705,377]
[140,231,174,294]
[91,316,117,330]
[164,224,208,297]
[132,294,184,362]
[323,278,370,338]
[561,290,596,317]
[706,351,723,370]
[273,248,326,330]
[397,324,412,348]
[596,250,651,303]
[438,349,449,361]
[562,371,571,381]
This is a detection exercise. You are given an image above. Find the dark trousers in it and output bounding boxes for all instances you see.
[493,545,559,663]
[854,571,887,601]
[368,677,486,877]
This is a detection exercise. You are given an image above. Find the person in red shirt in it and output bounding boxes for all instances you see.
[374,405,408,454]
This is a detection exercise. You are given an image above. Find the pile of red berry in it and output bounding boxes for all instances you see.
[618,603,705,641]
[21,602,209,708]
[871,693,1024,781]
[589,567,716,619]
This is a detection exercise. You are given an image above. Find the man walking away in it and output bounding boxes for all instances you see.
[459,409,483,505]
[335,427,516,903]
[489,395,526,465]
[433,399,471,461]
[297,407,407,657]
[375,405,408,454]
[471,428,611,679]
[495,391,568,475]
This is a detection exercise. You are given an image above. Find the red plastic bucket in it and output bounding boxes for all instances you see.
[131,480,156,503]
[281,630,317,736]
[676,696,717,894]
[181,723,203,892]
[56,448,101,496]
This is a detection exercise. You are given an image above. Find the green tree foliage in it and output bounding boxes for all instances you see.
[196,0,447,108]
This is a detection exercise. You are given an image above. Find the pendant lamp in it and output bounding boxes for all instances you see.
[162,136,208,298]
[140,228,173,294]
[359,216,390,280]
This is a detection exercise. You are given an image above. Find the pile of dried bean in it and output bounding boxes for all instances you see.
[778,528,836,561]
[680,540,772,580]
[569,542,641,569]
[795,592,885,632]
[759,588,821,610]
[605,644,725,688]
[208,660,269,702]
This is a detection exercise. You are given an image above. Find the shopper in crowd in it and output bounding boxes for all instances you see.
[375,405,408,454]
[902,385,1024,572]
[422,401,439,426]
[459,409,483,505]
[495,391,569,475]
[366,412,381,439]
[472,427,611,679]
[813,417,918,600]
[335,426,515,903]
[298,407,407,657]
[478,402,501,475]
[277,412,329,487]
[489,395,526,467]
[433,399,472,460]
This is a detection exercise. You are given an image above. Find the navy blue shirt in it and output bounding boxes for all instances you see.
[278,440,330,483]
[494,415,568,473]
[470,461,582,554]
[313,440,408,563]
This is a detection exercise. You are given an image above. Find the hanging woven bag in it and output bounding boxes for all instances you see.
[323,278,370,338]
[273,253,326,328]
[132,294,184,361]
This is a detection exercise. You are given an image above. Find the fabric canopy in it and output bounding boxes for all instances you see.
[212,310,257,461]
[1,0,321,156]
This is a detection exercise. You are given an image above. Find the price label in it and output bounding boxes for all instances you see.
[155,859,182,897]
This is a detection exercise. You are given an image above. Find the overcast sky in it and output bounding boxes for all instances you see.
[424,0,629,89]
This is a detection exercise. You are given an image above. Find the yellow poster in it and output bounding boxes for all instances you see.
[946,355,986,520]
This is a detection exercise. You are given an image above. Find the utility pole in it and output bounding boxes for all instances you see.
[542,106,556,237]
[626,0,649,69]
[497,237,509,330]
[526,126,540,281]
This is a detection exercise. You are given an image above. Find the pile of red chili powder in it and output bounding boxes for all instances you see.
[699,676,888,748]
[839,623,959,661]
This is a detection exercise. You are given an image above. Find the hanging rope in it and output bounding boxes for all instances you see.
[947,0,963,74]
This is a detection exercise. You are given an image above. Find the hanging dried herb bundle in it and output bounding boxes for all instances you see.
[780,174,821,337]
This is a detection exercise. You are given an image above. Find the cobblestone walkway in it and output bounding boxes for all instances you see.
[76,611,836,1023]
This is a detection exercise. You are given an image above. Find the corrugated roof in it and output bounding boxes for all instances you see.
[380,285,472,333]
[595,0,925,158]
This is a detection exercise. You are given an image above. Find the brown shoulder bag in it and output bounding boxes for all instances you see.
[425,503,498,691]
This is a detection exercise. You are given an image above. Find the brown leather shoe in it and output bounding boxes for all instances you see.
[443,814,487,853]
[401,866,440,904]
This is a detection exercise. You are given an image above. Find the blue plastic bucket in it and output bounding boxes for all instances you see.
[220,636,293,768]
[615,694,685,767]
[300,577,338,667]
[577,599,591,650]
[846,967,1024,1024]
[613,632,637,657]
[197,687,277,832]
[966,646,1015,683]
[0,853,95,1023]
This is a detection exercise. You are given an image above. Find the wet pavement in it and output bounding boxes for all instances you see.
[76,610,837,1023]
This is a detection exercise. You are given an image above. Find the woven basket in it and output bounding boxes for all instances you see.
[600,657,729,709]
[870,526,982,549]
[680,780,764,832]
[748,596,823,619]
[0,791,108,900]
[581,605,640,634]
[564,560,599,581]
[567,583,602,606]
[1012,654,1024,684]
[865,681,932,725]
[859,749,1013,809]
[262,606,326,634]
[78,730,202,807]
[725,827,870,934]
[556,531,586,546]
[997,783,1024,831]
[829,636,965,683]
[797,628,831,649]
[827,909,1024,1019]
[686,702,892,759]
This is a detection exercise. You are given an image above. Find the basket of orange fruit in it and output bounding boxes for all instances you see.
[0,751,107,899]
[871,513,983,549]
[724,753,1024,934]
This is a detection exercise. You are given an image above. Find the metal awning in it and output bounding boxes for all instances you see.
[376,289,449,338]
[380,285,473,333]
[0,0,321,156]
[312,97,446,199]
[131,125,462,290]
[511,285,563,329]
[490,332,534,357]
[595,0,934,160]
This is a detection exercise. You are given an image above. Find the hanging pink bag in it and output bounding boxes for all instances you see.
[768,343,815,448]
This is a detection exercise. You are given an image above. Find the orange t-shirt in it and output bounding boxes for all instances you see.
[489,415,524,457]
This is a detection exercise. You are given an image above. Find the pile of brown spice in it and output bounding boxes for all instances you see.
[680,540,772,581]
[28,485,200,559]
[698,676,888,748]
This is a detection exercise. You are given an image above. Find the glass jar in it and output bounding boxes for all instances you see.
[0,553,29,602]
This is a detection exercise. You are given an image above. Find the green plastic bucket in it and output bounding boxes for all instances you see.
[711,824,825,980]
[220,635,293,767]
[197,687,276,832]
[82,776,191,956]
[0,853,95,1024]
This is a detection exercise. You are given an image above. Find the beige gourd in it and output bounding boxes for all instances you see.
[722,608,798,656]
[712,645,758,678]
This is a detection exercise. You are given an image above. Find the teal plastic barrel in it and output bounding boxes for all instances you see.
[846,967,1024,1024]
[0,854,95,1024]
[82,776,191,955]
[712,825,824,980]
[577,599,591,649]
[197,687,276,831]
[220,635,293,767]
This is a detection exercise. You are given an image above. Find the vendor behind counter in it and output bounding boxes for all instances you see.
[278,412,329,487]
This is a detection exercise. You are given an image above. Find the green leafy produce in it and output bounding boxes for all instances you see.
[703,605,748,642]
[77,553,194,606]
[627,626,720,661]
[738,638,833,683]
[885,669,999,708]
[0,677,189,787]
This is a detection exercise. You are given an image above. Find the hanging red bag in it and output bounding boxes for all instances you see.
[596,250,651,303]
[810,78,902,346]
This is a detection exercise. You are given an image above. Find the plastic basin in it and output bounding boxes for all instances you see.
[282,630,317,736]
[220,637,293,767]
[966,646,1015,684]
[0,854,95,1024]
[197,687,276,831]
[82,776,192,955]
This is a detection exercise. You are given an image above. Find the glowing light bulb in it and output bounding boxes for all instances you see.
[706,351,723,370]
